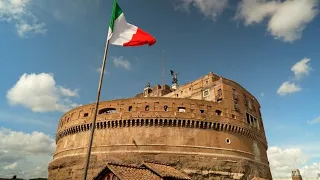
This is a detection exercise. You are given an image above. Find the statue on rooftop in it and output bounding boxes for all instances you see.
[145,82,151,88]
[170,70,178,84]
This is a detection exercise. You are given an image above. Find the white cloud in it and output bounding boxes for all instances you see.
[267,146,320,180]
[235,0,279,25]
[300,163,320,179]
[0,127,55,179]
[307,116,320,124]
[58,86,78,97]
[277,81,301,96]
[3,162,17,170]
[7,73,80,113]
[175,0,228,20]
[235,0,319,42]
[0,0,46,37]
[277,58,312,96]
[112,56,131,70]
[291,58,312,79]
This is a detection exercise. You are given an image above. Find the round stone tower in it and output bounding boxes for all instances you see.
[48,72,272,180]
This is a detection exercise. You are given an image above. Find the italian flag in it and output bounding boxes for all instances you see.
[107,0,156,47]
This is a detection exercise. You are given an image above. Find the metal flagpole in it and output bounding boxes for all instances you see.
[83,38,110,180]
[161,50,165,87]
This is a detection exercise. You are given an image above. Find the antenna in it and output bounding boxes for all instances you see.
[292,154,297,169]
[162,50,165,87]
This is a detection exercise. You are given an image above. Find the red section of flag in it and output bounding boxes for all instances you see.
[123,28,156,47]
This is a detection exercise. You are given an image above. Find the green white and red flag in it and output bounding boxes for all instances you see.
[107,0,156,47]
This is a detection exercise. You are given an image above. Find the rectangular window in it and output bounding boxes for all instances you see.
[254,118,259,129]
[248,101,252,110]
[246,113,250,124]
[218,89,222,96]
[234,102,239,111]
[178,107,186,112]
[232,89,236,95]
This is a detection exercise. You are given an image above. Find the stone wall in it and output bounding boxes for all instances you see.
[49,72,271,180]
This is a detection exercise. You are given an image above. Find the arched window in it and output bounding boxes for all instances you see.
[145,105,149,111]
[164,105,168,111]
[98,108,116,114]
[215,110,222,116]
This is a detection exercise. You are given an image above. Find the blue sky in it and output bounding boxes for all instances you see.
[0,0,319,179]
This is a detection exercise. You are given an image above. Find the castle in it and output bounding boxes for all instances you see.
[48,72,272,179]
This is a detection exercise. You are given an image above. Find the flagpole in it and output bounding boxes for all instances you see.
[161,50,165,87]
[83,38,110,180]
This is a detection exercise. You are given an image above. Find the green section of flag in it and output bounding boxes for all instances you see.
[109,0,123,32]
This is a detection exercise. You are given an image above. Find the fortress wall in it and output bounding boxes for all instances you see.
[54,126,268,163]
[49,73,271,180]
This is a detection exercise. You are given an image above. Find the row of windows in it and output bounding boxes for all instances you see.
[60,106,225,126]
[97,106,222,115]
[61,108,227,127]
[246,112,259,129]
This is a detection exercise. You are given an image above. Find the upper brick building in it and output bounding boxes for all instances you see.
[48,72,272,180]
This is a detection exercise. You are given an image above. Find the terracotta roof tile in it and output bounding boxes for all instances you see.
[142,162,190,180]
[107,163,163,180]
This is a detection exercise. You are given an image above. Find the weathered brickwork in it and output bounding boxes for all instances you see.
[48,72,272,180]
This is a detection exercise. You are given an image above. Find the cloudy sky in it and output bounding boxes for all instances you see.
[0,0,319,179]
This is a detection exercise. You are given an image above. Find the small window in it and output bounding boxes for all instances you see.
[84,113,89,117]
[178,107,186,112]
[189,87,192,91]
[254,118,257,127]
[176,94,179,97]
[234,101,239,110]
[128,106,132,112]
[248,101,253,110]
[205,80,208,84]
[246,113,250,124]
[215,110,222,116]
[218,89,222,96]
[232,114,236,119]
[226,138,231,144]
[164,105,168,111]
[145,105,149,111]
[200,110,204,114]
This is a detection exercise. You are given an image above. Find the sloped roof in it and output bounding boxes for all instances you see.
[94,163,163,180]
[142,162,190,180]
